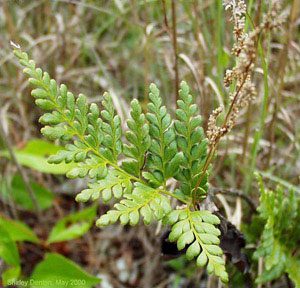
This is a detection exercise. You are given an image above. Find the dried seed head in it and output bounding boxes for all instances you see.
[207,0,285,149]
[224,0,247,57]
[261,1,287,30]
[207,106,223,147]
[224,70,234,87]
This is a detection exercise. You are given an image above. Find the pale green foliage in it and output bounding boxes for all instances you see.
[122,99,151,178]
[254,174,300,287]
[145,84,183,187]
[14,49,227,282]
[174,82,209,200]
[76,170,132,202]
[163,209,228,282]
[100,92,122,163]
[97,183,171,226]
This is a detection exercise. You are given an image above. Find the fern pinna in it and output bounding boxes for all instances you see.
[253,175,300,287]
[13,48,228,283]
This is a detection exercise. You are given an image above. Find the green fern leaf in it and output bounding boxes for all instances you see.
[76,170,133,202]
[122,99,151,178]
[13,49,131,203]
[254,174,300,287]
[286,258,300,288]
[163,208,228,283]
[174,81,209,199]
[66,154,108,180]
[100,93,122,163]
[96,183,171,226]
[146,84,183,187]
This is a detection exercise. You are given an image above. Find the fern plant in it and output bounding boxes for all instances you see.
[13,48,228,283]
[253,174,300,287]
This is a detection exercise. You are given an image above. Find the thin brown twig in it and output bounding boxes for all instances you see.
[0,174,19,219]
[222,60,254,126]
[240,0,262,169]
[210,187,257,213]
[193,68,250,205]
[266,0,298,168]
[161,0,170,33]
[0,110,42,220]
[241,102,252,164]
[144,1,150,101]
[210,136,229,181]
[5,175,19,219]
[192,0,207,125]
[192,26,263,208]
[171,0,179,102]
[192,145,216,208]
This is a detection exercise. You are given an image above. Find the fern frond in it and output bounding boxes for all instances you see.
[76,170,133,202]
[14,50,100,156]
[13,48,227,283]
[122,99,151,178]
[174,81,209,199]
[96,183,171,226]
[163,208,228,283]
[145,84,183,187]
[13,49,132,203]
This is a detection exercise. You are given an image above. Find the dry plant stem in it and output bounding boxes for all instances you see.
[242,9,260,179]
[192,145,216,208]
[241,102,252,164]
[144,1,150,100]
[192,64,252,206]
[193,19,263,206]
[2,3,18,43]
[207,275,214,288]
[130,0,140,26]
[192,0,208,124]
[154,276,173,288]
[266,0,298,168]
[0,111,42,220]
[6,177,19,220]
[218,278,223,288]
[85,231,97,273]
[211,187,256,213]
[237,12,256,168]
[161,0,170,32]
[171,0,179,102]
[257,257,263,288]
[210,139,228,182]
[223,59,254,125]
[0,173,19,220]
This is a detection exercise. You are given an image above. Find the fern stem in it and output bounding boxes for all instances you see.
[192,145,216,207]
[0,116,42,219]
[159,189,188,204]
[186,207,209,257]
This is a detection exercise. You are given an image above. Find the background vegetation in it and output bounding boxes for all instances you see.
[0,0,299,287]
